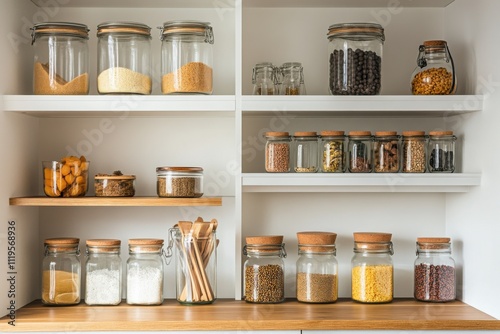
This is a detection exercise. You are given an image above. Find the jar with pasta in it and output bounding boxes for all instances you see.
[320,131,345,173]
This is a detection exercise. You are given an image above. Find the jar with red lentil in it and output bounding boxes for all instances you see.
[292,132,319,173]
[348,131,372,173]
[320,131,345,173]
[427,131,456,173]
[402,131,427,173]
[373,131,400,173]
[265,132,291,173]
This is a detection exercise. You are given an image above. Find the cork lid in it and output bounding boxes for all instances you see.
[429,130,454,137]
[95,173,136,180]
[354,232,392,242]
[348,131,371,137]
[294,131,317,137]
[45,237,79,245]
[156,166,203,173]
[375,131,398,137]
[297,232,337,252]
[86,239,121,246]
[402,130,426,137]
[417,237,451,250]
[423,40,447,47]
[354,233,393,252]
[246,235,283,245]
[265,131,290,138]
[128,238,164,246]
[320,130,345,137]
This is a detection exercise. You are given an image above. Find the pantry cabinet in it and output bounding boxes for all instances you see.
[1,0,500,332]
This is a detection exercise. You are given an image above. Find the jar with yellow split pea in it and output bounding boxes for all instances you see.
[351,232,393,303]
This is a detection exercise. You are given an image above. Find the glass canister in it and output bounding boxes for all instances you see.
[160,21,214,94]
[373,131,400,173]
[265,132,291,173]
[293,132,319,173]
[252,62,278,95]
[402,131,427,173]
[85,239,122,306]
[31,22,89,95]
[411,40,456,95]
[327,23,384,95]
[414,237,456,302]
[428,131,456,173]
[320,131,346,173]
[126,239,164,305]
[156,167,204,198]
[351,232,393,303]
[296,232,338,304]
[348,131,373,173]
[278,62,306,95]
[97,22,152,95]
[243,236,286,303]
[42,237,81,305]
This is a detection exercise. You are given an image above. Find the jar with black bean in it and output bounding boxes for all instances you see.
[265,132,291,173]
[320,131,345,173]
[428,131,456,173]
[293,132,319,173]
[327,23,384,95]
[348,131,372,173]
[402,131,427,173]
[373,131,400,173]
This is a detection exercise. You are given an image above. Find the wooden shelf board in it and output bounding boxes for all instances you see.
[1,298,498,331]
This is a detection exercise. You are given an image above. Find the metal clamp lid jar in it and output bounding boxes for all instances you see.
[373,131,400,173]
[31,22,89,95]
[160,21,214,95]
[252,62,278,95]
[156,167,204,198]
[427,131,456,173]
[265,132,291,173]
[402,131,427,173]
[348,131,373,173]
[293,131,319,173]
[278,62,306,95]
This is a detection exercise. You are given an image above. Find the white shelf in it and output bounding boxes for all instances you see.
[31,0,236,8]
[245,0,455,8]
[242,173,482,193]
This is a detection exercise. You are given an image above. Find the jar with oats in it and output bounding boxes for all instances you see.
[292,132,319,173]
[373,131,400,173]
[351,232,393,303]
[265,132,291,173]
[402,131,427,173]
[348,131,373,173]
[320,131,345,173]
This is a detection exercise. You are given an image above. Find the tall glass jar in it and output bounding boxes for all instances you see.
[31,22,89,95]
[320,131,346,173]
[414,237,456,302]
[373,131,400,173]
[160,21,214,94]
[265,132,291,173]
[351,232,393,303]
[126,239,164,305]
[278,62,306,95]
[402,131,427,173]
[411,40,456,95]
[296,232,338,303]
[293,132,319,173]
[327,23,384,95]
[243,236,286,303]
[253,62,278,95]
[42,238,81,305]
[428,131,456,173]
[348,131,373,173]
[85,239,122,306]
[97,22,152,95]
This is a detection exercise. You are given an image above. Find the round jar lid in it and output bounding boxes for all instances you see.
[128,238,164,246]
[429,130,454,137]
[348,131,371,137]
[320,130,345,137]
[297,232,337,252]
[97,21,151,36]
[31,22,89,43]
[160,21,213,44]
[95,174,136,180]
[246,235,283,245]
[156,166,203,173]
[375,131,398,137]
[402,130,426,137]
[417,237,451,250]
[265,131,290,138]
[44,237,79,245]
[327,23,385,41]
[281,62,302,69]
[86,239,121,247]
[353,232,392,243]
[294,131,317,137]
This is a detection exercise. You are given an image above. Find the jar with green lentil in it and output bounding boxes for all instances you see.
[351,232,393,303]
[402,131,427,173]
[348,131,373,173]
[320,131,345,173]
[293,132,319,173]
[265,132,291,173]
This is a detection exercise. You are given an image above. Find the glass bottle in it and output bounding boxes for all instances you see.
[31,22,89,95]
[296,232,338,303]
[351,232,393,303]
[373,131,400,173]
[402,131,427,173]
[265,132,291,173]
[414,237,456,302]
[42,237,81,305]
[348,131,373,173]
[252,62,278,95]
[85,239,122,306]
[243,236,286,303]
[428,131,456,173]
[278,62,306,95]
[320,130,346,173]
[160,21,214,94]
[293,132,319,173]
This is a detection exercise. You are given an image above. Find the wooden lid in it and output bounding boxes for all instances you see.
[353,232,392,243]
[246,235,283,245]
[297,232,337,252]
[417,237,450,243]
[294,131,317,137]
[402,130,426,136]
[417,237,451,250]
[156,166,203,173]
[44,237,79,245]
[86,239,121,247]
[320,130,344,136]
[375,131,397,137]
[348,131,371,136]
[265,131,289,137]
[128,238,164,246]
[423,40,447,47]
[429,130,454,136]
[95,175,135,180]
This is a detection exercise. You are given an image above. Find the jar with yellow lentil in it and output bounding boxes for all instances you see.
[296,232,338,303]
[351,232,393,303]
[265,132,291,173]
[402,131,427,173]
[320,131,345,173]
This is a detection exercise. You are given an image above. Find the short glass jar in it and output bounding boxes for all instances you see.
[278,62,306,95]
[160,21,214,94]
[327,23,384,95]
[42,238,81,305]
[414,237,456,302]
[95,172,135,197]
[373,131,400,173]
[243,236,286,304]
[85,239,122,306]
[296,232,338,303]
[320,131,346,173]
[293,132,319,173]
[31,22,89,95]
[428,131,456,173]
[265,132,291,173]
[253,62,278,95]
[126,239,164,305]
[402,131,427,173]
[351,232,393,304]
[42,158,90,197]
[97,22,152,95]
[348,131,373,173]
[156,167,204,198]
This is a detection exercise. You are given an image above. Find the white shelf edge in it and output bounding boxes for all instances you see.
[244,0,455,8]
[31,0,237,8]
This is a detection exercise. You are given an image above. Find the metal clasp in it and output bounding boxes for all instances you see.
[205,26,214,44]
[164,227,176,265]
[417,44,427,68]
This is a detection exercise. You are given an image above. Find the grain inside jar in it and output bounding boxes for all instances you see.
[156,166,203,198]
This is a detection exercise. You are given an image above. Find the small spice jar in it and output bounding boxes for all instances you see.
[156,167,204,198]
[160,21,214,94]
[428,131,456,173]
[42,238,81,305]
[252,62,278,95]
[95,171,135,197]
[402,131,427,173]
[31,22,89,95]
[373,131,400,173]
[265,132,291,173]
[327,23,384,95]
[278,62,306,95]
[351,232,393,303]
[243,236,286,304]
[293,132,319,173]
[320,131,346,173]
[85,239,122,306]
[97,22,152,95]
[414,237,456,302]
[411,40,456,95]
[348,131,373,173]
[126,239,165,305]
[296,232,338,303]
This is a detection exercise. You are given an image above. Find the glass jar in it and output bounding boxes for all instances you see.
[42,237,81,305]
[42,157,90,197]
[296,232,338,303]
[293,132,319,173]
[278,62,306,95]
[411,40,456,95]
[160,21,214,95]
[31,22,89,95]
[252,62,278,95]
[428,131,456,173]
[156,167,204,198]
[85,239,122,306]
[414,237,456,302]
[320,131,346,173]
[126,239,164,305]
[351,232,393,304]
[327,23,384,95]
[97,22,152,95]
[348,131,373,173]
[243,236,286,303]
[402,131,427,173]
[265,132,291,173]
[94,172,136,197]
[373,131,400,173]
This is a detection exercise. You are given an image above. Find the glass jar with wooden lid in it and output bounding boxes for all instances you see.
[347,131,373,173]
[402,131,427,173]
[265,132,291,173]
[293,131,319,173]
[427,130,456,173]
[94,172,136,197]
[156,166,203,198]
[373,131,400,173]
[320,130,346,173]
